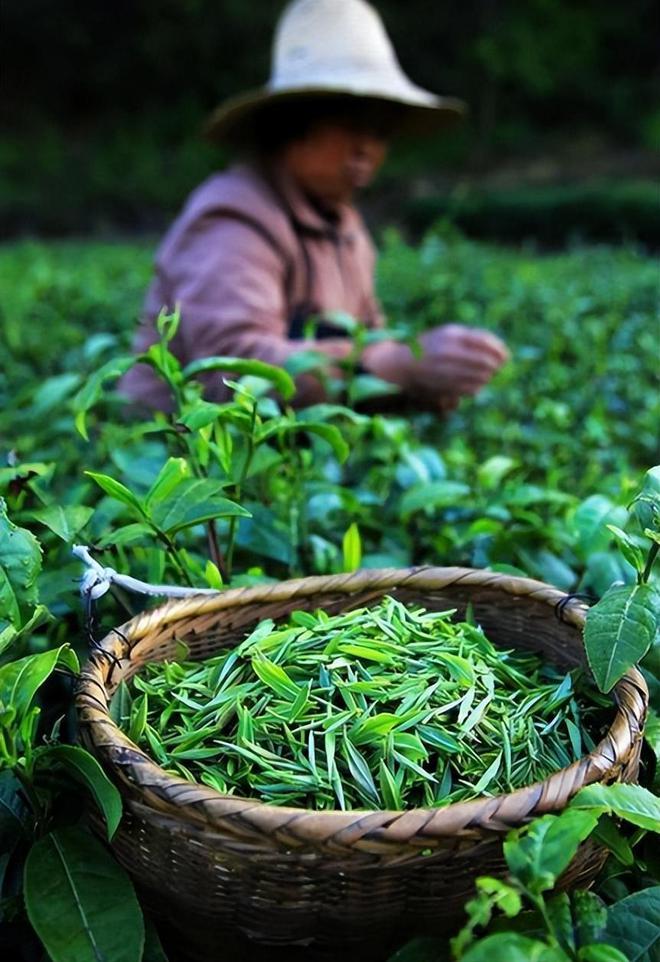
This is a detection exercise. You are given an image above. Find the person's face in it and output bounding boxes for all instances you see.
[282,119,389,206]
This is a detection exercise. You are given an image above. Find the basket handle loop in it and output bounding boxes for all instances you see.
[72,544,219,606]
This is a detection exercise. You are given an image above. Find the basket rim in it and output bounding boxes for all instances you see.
[75,566,648,850]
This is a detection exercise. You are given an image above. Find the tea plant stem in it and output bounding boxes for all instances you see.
[207,521,229,583]
[167,401,230,582]
[225,400,258,577]
[13,765,47,828]
[0,728,16,767]
[152,527,194,587]
[641,542,659,584]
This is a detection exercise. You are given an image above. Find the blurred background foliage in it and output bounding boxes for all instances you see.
[1,0,659,240]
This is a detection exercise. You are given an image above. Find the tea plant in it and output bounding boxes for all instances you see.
[1,231,658,961]
[0,502,145,962]
[584,465,660,693]
[388,784,660,962]
[452,783,660,962]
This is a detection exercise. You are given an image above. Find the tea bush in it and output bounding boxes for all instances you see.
[1,227,658,961]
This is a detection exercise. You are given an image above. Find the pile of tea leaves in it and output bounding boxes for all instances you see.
[115,597,604,810]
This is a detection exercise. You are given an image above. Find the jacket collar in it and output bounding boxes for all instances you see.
[265,161,359,241]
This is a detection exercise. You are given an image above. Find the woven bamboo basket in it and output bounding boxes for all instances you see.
[76,567,648,962]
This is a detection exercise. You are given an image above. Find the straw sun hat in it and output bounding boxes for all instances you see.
[206,0,466,142]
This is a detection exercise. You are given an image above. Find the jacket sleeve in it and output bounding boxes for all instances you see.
[159,213,353,404]
[355,220,385,330]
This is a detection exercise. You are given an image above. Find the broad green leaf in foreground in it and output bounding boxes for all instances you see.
[570,782,660,833]
[603,886,660,962]
[584,583,658,692]
[0,604,52,656]
[24,827,144,962]
[462,932,569,962]
[0,645,79,720]
[34,744,122,839]
[0,498,42,626]
[503,809,599,895]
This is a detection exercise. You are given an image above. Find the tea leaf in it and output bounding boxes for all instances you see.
[24,827,144,962]
[149,479,250,534]
[144,457,190,508]
[584,583,658,692]
[30,505,94,543]
[34,745,122,839]
[603,886,660,962]
[85,471,145,516]
[182,356,295,400]
[0,499,42,626]
[504,809,600,895]
[342,522,362,571]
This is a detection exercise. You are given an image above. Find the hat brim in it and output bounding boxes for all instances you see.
[204,86,467,145]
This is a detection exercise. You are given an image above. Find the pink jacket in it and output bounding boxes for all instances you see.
[121,163,383,409]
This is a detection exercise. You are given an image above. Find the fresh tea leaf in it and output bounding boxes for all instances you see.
[182,356,295,401]
[570,782,660,833]
[149,479,250,534]
[85,471,145,516]
[73,355,136,439]
[30,505,94,543]
[603,886,660,962]
[0,499,42,626]
[34,744,122,839]
[584,583,658,692]
[342,522,362,572]
[462,933,570,962]
[24,827,144,962]
[0,645,78,721]
[145,457,190,508]
[504,809,599,895]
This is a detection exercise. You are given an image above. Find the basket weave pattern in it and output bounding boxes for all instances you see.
[76,567,648,958]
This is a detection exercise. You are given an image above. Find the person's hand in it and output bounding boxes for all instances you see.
[416,324,509,397]
[362,324,509,402]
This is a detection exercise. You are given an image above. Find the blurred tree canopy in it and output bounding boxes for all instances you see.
[3,0,658,149]
[1,0,658,237]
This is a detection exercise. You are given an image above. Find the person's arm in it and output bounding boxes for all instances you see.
[351,229,508,411]
[156,214,508,410]
[361,325,509,408]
